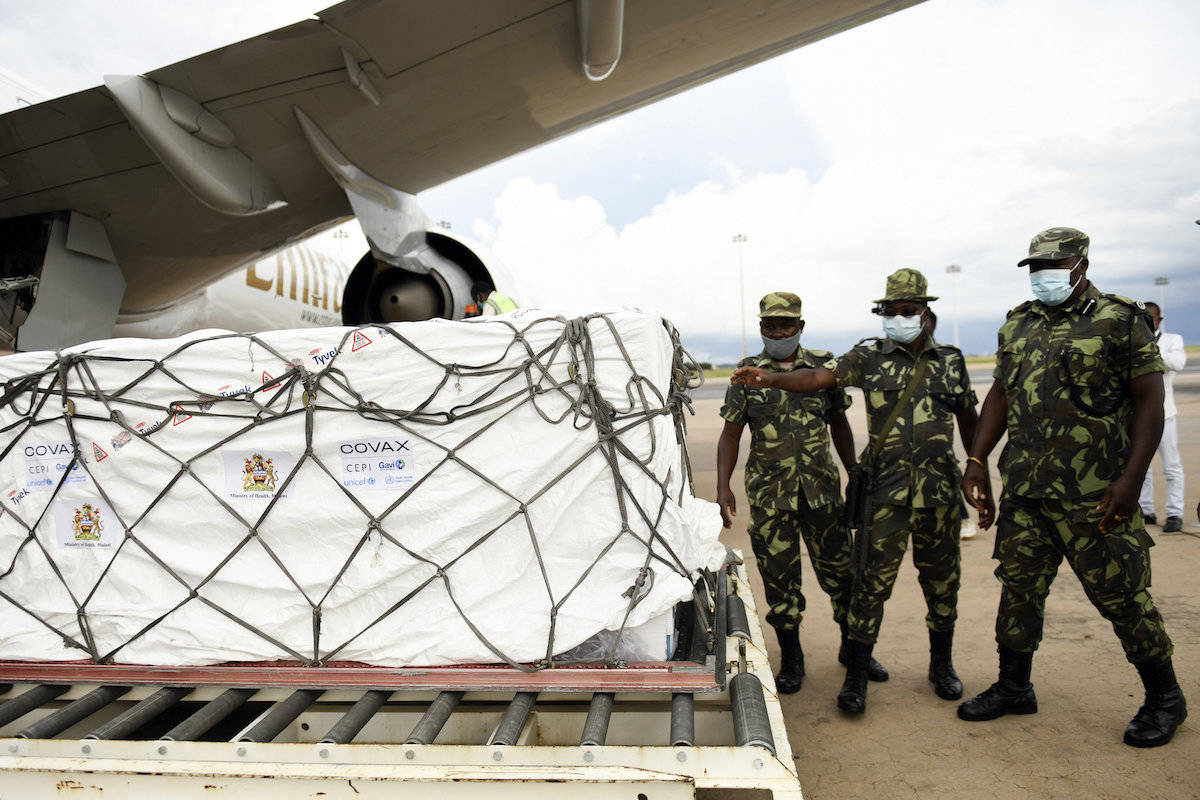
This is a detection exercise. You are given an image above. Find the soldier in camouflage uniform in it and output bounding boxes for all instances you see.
[718,292,886,694]
[732,270,980,714]
[959,227,1186,748]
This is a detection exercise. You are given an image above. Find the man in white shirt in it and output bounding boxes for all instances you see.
[1139,302,1187,532]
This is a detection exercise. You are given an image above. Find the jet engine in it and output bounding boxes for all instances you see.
[340,230,502,325]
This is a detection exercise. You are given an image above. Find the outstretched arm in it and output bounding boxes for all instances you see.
[731,366,837,393]
[717,421,744,528]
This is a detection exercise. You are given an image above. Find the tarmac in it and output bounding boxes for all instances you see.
[688,369,1200,800]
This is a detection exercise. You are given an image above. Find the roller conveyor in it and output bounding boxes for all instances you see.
[0,556,801,799]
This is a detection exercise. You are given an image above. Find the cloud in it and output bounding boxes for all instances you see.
[467,0,1200,360]
[0,2,329,98]
[4,0,1198,360]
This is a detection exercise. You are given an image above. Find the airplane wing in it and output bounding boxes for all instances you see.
[0,0,922,317]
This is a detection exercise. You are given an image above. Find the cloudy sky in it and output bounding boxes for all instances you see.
[4,0,1198,362]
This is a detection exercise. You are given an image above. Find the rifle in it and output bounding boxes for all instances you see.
[844,350,932,586]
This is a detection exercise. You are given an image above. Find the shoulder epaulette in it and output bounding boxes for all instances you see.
[853,336,882,348]
[806,348,834,360]
[935,342,964,355]
[1099,293,1147,314]
[1006,301,1034,318]
[1097,293,1154,325]
[1101,292,1139,307]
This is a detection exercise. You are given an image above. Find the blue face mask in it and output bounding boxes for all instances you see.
[881,315,923,344]
[1030,264,1080,306]
[761,332,800,360]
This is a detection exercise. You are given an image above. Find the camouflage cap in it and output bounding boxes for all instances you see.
[758,291,803,318]
[1017,227,1089,267]
[873,268,938,304]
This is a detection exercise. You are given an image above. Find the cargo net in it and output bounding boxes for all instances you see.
[0,314,707,671]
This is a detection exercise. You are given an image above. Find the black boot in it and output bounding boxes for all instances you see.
[836,639,873,714]
[839,623,889,682]
[957,645,1037,721]
[928,628,963,700]
[773,627,805,694]
[1124,659,1188,748]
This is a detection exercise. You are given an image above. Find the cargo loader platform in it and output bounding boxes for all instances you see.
[0,557,803,799]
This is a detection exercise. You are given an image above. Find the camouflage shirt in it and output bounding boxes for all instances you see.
[994,283,1163,499]
[825,337,976,508]
[721,347,852,510]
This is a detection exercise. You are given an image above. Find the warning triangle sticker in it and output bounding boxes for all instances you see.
[262,371,281,390]
[92,442,108,462]
[171,405,192,426]
[351,330,372,352]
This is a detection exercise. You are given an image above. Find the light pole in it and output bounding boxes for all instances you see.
[733,234,748,358]
[1154,276,1168,312]
[945,264,962,349]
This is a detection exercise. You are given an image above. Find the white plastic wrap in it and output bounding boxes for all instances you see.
[0,309,723,667]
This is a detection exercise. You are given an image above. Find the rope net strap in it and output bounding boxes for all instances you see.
[0,312,709,671]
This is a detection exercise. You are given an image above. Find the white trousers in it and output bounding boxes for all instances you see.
[1140,415,1185,518]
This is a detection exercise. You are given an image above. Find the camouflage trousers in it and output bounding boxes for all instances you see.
[747,500,854,631]
[845,502,961,644]
[993,495,1173,665]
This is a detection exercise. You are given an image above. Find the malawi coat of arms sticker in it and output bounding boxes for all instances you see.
[53,498,117,549]
[242,453,278,492]
[222,450,293,500]
[72,503,103,540]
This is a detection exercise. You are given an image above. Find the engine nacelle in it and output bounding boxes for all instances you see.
[341,231,501,325]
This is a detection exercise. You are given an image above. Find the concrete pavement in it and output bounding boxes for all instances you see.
[689,371,1200,800]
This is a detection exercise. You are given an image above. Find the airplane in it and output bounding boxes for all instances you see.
[4,67,482,340]
[110,243,352,338]
[0,0,925,352]
[0,67,49,114]
[109,223,516,338]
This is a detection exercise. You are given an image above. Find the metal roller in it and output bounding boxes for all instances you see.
[669,692,695,746]
[0,684,68,728]
[161,688,256,742]
[729,672,775,755]
[320,689,392,744]
[488,692,536,746]
[687,600,710,663]
[580,692,614,746]
[670,600,694,661]
[84,687,191,740]
[17,685,130,739]
[405,690,463,745]
[726,595,751,641]
[238,689,323,743]
[714,568,728,687]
